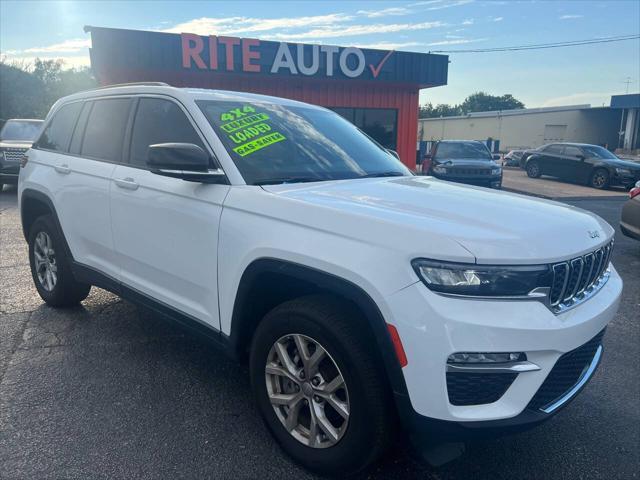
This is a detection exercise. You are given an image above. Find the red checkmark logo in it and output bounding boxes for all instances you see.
[369,50,394,78]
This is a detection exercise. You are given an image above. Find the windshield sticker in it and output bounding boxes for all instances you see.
[219,105,288,157]
[233,132,286,157]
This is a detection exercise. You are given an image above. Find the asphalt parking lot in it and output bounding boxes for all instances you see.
[1,184,639,480]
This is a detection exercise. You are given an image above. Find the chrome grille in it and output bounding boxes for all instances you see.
[2,148,28,162]
[550,241,613,312]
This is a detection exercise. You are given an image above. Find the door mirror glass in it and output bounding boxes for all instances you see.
[147,143,225,183]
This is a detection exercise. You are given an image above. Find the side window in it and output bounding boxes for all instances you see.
[69,102,92,155]
[37,102,83,152]
[81,98,131,162]
[564,146,582,157]
[129,98,205,167]
[545,144,563,154]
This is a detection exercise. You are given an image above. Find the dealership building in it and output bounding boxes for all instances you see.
[85,26,449,169]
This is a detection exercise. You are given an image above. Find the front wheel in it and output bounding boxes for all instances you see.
[526,160,542,178]
[589,168,610,189]
[28,215,91,307]
[249,295,394,476]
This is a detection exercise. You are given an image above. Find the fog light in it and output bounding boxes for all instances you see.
[447,352,526,364]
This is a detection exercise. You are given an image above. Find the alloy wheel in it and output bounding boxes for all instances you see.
[34,231,57,291]
[592,171,607,188]
[265,333,350,448]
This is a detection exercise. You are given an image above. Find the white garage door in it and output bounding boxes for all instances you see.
[543,124,567,142]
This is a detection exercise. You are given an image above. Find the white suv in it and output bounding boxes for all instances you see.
[19,84,622,475]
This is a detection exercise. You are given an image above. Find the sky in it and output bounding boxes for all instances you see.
[1,0,639,108]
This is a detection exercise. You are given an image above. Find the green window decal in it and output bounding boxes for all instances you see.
[233,131,287,157]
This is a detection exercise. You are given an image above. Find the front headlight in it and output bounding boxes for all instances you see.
[615,168,632,176]
[491,166,502,175]
[432,165,447,174]
[411,259,552,296]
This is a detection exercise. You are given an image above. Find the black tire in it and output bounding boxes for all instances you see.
[589,168,610,189]
[250,294,394,476]
[28,215,91,307]
[526,160,542,178]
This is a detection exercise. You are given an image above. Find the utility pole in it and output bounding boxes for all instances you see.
[622,77,632,94]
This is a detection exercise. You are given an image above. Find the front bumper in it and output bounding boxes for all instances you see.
[384,264,622,438]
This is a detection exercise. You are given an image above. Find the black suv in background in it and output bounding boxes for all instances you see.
[0,119,43,191]
[521,142,640,190]
[423,140,502,189]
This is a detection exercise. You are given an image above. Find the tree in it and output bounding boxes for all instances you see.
[419,92,525,119]
[459,92,524,114]
[0,58,97,122]
[419,102,461,118]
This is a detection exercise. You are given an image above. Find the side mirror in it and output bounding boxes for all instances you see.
[147,143,225,183]
[386,148,400,160]
[492,154,501,160]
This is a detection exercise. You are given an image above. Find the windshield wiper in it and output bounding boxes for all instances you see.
[254,177,323,186]
[359,171,407,178]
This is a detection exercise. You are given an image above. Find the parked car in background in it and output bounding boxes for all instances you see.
[521,143,640,190]
[424,140,502,189]
[621,181,640,240]
[503,149,525,167]
[0,119,43,191]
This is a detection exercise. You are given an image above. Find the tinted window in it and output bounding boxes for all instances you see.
[544,144,563,154]
[69,102,92,154]
[330,107,398,150]
[581,145,618,160]
[0,120,43,142]
[563,146,583,157]
[197,101,409,185]
[81,98,131,162]
[130,98,204,167]
[435,142,492,160]
[38,102,82,152]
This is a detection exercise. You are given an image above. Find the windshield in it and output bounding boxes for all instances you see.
[0,120,43,142]
[581,145,618,160]
[197,101,410,185]
[435,142,492,160]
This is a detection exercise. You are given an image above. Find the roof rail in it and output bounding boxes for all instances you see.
[89,82,170,91]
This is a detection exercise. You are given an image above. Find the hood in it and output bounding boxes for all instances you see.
[605,158,640,170]
[263,176,613,264]
[434,158,497,168]
[0,141,32,149]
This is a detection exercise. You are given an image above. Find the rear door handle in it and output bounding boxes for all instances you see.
[114,177,139,191]
[54,164,71,174]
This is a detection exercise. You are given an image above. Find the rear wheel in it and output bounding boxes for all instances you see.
[589,168,610,189]
[249,295,394,476]
[28,215,91,307]
[526,160,542,178]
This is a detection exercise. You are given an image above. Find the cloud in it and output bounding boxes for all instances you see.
[264,21,447,41]
[426,37,486,46]
[162,14,354,36]
[492,16,504,22]
[409,0,443,5]
[22,38,90,54]
[355,41,425,50]
[540,92,611,107]
[462,18,474,25]
[559,14,584,20]
[427,0,474,10]
[357,7,412,18]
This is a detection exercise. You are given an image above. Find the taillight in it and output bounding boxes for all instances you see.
[630,187,640,199]
[20,154,28,168]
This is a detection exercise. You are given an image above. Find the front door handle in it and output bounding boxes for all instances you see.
[114,177,139,191]
[54,164,71,174]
